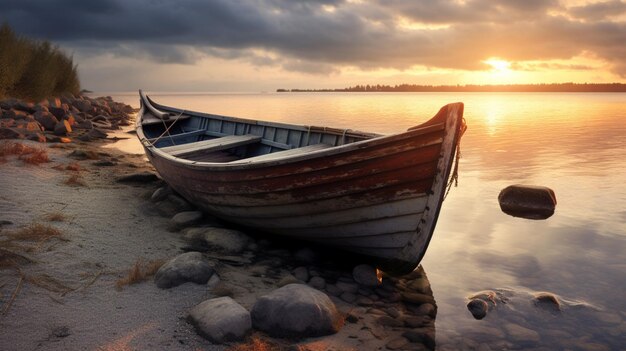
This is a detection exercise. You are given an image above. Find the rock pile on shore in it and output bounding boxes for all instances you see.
[0,95,135,143]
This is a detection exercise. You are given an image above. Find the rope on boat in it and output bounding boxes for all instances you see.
[444,117,467,200]
[151,110,186,146]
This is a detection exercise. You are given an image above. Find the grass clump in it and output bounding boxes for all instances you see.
[0,141,50,165]
[43,212,67,222]
[0,23,80,101]
[115,258,166,290]
[225,334,285,351]
[63,174,86,187]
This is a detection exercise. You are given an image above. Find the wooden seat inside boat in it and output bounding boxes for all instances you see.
[160,134,262,158]
[230,143,333,164]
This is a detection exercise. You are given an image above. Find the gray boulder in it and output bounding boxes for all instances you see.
[251,284,343,338]
[154,252,214,289]
[188,297,251,343]
[498,185,557,219]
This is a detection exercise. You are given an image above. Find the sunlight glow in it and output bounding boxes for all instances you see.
[484,58,511,72]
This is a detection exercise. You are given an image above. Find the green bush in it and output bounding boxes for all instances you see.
[0,23,80,101]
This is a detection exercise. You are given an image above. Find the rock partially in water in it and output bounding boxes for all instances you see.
[188,296,251,343]
[467,299,489,319]
[498,184,557,219]
[251,284,343,338]
[154,252,215,289]
[352,264,382,287]
[402,327,436,349]
[532,291,561,312]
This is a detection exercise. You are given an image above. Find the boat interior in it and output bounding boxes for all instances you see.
[140,95,380,164]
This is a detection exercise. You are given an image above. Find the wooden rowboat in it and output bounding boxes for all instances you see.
[136,91,466,273]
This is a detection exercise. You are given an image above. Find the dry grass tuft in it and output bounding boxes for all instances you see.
[25,274,73,294]
[226,334,284,351]
[64,174,86,187]
[43,212,67,222]
[0,141,49,165]
[18,148,49,165]
[115,258,166,290]
[66,162,81,172]
[5,223,65,242]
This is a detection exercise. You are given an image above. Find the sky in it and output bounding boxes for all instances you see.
[1,0,625,92]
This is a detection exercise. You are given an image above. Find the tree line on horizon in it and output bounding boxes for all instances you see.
[0,23,80,101]
[278,82,626,93]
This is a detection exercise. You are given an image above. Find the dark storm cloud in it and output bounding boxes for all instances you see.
[0,0,624,76]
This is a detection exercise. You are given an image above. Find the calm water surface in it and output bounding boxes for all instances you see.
[103,92,626,349]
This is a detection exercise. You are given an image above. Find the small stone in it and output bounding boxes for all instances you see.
[188,297,251,343]
[154,252,214,289]
[467,299,489,320]
[403,328,436,349]
[407,277,431,294]
[353,264,382,287]
[53,120,72,136]
[50,326,70,338]
[356,296,373,306]
[401,292,436,305]
[345,311,359,323]
[377,315,404,328]
[415,303,437,318]
[75,120,93,130]
[308,276,326,290]
[251,284,343,338]
[403,316,428,328]
[293,266,309,282]
[336,280,359,294]
[384,307,401,319]
[340,292,357,303]
[386,337,409,350]
[170,211,204,230]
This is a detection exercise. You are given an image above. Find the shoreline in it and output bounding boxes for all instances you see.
[0,96,439,350]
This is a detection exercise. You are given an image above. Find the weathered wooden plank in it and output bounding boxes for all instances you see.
[160,134,261,157]
[230,143,332,164]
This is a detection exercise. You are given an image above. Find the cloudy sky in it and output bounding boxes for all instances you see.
[1,0,625,91]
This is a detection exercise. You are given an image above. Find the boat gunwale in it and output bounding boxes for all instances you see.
[135,92,448,172]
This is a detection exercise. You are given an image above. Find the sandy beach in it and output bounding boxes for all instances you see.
[1,130,438,351]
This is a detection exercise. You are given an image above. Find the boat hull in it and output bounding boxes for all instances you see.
[137,94,464,274]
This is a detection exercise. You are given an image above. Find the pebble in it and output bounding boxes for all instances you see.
[532,292,561,311]
[336,280,359,294]
[278,275,302,287]
[401,292,436,305]
[377,315,404,328]
[356,296,373,306]
[385,337,409,350]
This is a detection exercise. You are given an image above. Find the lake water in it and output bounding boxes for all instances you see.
[102,92,626,350]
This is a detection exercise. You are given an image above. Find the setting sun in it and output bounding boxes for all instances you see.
[484,59,512,72]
